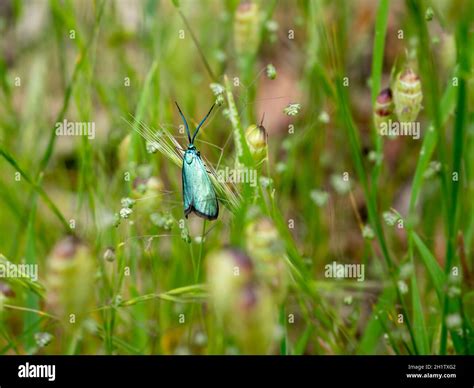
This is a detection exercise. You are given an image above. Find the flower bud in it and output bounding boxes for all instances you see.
[103,247,116,263]
[234,0,260,57]
[393,68,423,123]
[373,88,394,134]
[245,123,267,164]
[46,236,95,326]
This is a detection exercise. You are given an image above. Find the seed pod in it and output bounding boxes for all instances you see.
[234,0,260,57]
[206,248,277,354]
[206,248,254,316]
[229,282,276,354]
[46,236,95,326]
[0,281,15,316]
[0,281,15,299]
[393,68,423,123]
[245,217,288,303]
[373,88,394,134]
[245,122,267,164]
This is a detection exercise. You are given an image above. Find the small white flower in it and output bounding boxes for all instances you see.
[259,176,273,188]
[330,174,351,195]
[119,207,133,219]
[383,211,399,226]
[34,332,54,347]
[310,189,329,207]
[446,314,462,329]
[266,64,277,80]
[210,83,225,96]
[146,141,160,154]
[362,225,375,240]
[283,103,301,116]
[121,197,136,208]
[318,111,330,124]
[397,280,409,294]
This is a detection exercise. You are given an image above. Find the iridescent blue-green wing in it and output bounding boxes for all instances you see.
[192,155,218,219]
[182,159,194,217]
[182,152,219,220]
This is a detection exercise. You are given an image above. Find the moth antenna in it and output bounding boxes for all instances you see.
[259,112,266,126]
[192,103,216,143]
[175,101,192,144]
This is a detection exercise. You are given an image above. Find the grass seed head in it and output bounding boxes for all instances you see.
[234,0,260,57]
[393,68,423,123]
[46,236,96,326]
[245,216,289,303]
[206,248,254,316]
[230,282,277,354]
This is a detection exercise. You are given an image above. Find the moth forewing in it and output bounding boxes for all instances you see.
[182,149,218,220]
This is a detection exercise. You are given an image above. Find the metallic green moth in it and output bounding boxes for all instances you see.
[175,102,219,220]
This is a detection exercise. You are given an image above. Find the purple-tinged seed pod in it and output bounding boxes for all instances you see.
[373,87,395,134]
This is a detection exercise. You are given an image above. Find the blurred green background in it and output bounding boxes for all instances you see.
[0,0,473,355]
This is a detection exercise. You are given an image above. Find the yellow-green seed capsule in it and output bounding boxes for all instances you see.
[234,0,260,57]
[245,122,267,164]
[374,88,394,134]
[46,236,95,326]
[245,217,288,303]
[393,68,423,123]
